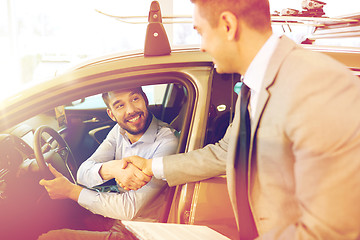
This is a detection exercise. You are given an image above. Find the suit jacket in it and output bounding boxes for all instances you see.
[163,36,360,239]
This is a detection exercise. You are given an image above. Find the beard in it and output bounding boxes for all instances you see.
[118,111,152,135]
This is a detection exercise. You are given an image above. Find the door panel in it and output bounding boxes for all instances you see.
[63,108,114,166]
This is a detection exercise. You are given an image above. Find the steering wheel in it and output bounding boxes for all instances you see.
[34,126,77,183]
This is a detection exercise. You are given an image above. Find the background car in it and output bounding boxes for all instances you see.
[0,1,359,239]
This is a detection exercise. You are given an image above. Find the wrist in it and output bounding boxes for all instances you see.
[99,162,113,180]
[69,184,83,201]
[145,159,153,176]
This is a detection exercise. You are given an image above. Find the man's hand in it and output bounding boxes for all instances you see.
[99,160,127,181]
[115,156,153,191]
[39,164,82,201]
[100,160,151,191]
[123,156,154,177]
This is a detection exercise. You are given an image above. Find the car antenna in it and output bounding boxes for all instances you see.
[144,1,171,56]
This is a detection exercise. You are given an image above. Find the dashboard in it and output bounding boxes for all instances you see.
[0,133,36,200]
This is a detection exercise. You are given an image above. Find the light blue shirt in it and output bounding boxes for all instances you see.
[77,115,178,221]
[152,33,281,180]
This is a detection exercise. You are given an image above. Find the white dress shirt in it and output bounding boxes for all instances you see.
[77,115,178,221]
[243,33,280,120]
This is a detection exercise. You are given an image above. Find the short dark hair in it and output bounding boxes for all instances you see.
[102,87,148,109]
[190,0,271,31]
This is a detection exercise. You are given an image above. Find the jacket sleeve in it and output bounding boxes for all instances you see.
[162,123,231,186]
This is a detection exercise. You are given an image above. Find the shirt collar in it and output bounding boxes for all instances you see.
[243,33,280,93]
[138,114,158,143]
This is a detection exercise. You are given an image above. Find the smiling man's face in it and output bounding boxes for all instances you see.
[106,89,150,139]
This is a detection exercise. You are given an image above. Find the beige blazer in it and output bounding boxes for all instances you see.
[163,36,360,239]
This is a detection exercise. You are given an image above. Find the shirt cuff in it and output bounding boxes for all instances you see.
[93,163,105,182]
[152,157,166,180]
[78,162,105,187]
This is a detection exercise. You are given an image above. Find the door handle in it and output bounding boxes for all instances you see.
[83,117,100,123]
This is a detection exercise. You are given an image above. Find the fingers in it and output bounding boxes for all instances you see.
[115,176,147,191]
[116,180,144,191]
[117,181,130,191]
[122,156,143,169]
[119,160,128,169]
[114,163,151,191]
[48,164,63,178]
[39,179,54,198]
[39,179,47,186]
[39,174,75,200]
[133,168,151,182]
[123,156,153,176]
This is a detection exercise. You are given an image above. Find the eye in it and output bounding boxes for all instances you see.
[132,96,140,102]
[115,103,124,109]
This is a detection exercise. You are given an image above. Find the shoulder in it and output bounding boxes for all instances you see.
[154,118,178,141]
[107,124,120,136]
[289,45,349,73]
[277,46,354,88]
[104,124,123,142]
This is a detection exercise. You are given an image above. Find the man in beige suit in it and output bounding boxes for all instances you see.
[117,0,360,239]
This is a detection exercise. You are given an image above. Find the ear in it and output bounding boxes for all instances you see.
[219,11,239,41]
[107,108,116,122]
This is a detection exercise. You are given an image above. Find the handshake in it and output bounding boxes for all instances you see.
[100,156,154,191]
[39,156,152,202]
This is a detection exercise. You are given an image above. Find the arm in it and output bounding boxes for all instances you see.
[162,131,229,186]
[79,125,179,220]
[78,178,167,220]
[124,123,230,187]
[76,125,118,187]
[39,165,166,220]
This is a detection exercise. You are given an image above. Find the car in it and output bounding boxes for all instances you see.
[0,1,359,239]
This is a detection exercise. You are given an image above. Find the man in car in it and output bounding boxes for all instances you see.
[118,0,360,239]
[38,87,178,239]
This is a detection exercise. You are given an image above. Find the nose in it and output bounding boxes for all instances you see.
[125,102,137,115]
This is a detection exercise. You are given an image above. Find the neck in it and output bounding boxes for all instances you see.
[127,133,143,144]
[126,113,152,144]
[237,26,273,75]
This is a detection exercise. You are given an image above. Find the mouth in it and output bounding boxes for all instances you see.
[126,113,142,123]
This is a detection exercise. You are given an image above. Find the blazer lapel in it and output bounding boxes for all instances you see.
[250,35,298,141]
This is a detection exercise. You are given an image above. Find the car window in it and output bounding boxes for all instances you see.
[65,84,168,110]
[204,72,239,145]
[143,84,168,105]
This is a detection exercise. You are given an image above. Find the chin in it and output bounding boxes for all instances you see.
[214,64,223,73]
[215,67,231,74]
